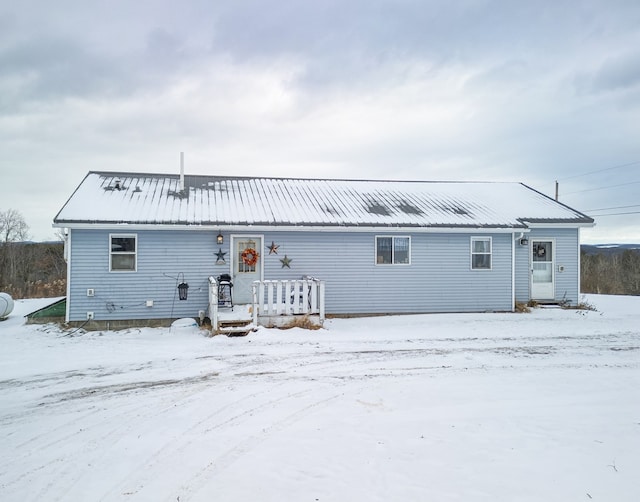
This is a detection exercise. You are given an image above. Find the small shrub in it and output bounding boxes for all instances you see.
[563,296,597,312]
[527,299,539,308]
[514,302,531,313]
[280,315,321,330]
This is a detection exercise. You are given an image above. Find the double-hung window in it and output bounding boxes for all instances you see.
[376,236,410,265]
[110,234,137,272]
[471,236,491,270]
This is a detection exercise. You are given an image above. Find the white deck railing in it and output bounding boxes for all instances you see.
[252,278,325,325]
[210,276,325,331]
[208,276,219,331]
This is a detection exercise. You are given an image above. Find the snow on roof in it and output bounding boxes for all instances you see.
[53,171,594,229]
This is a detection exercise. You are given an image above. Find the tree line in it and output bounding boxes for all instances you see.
[581,248,640,296]
[0,209,66,298]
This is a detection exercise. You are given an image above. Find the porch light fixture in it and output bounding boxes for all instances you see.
[217,232,224,245]
[520,237,529,246]
[177,281,189,301]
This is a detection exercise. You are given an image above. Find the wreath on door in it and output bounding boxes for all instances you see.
[536,246,546,257]
[241,247,259,267]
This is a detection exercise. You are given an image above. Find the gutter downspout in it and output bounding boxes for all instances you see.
[65,229,72,323]
[511,232,516,312]
[577,227,581,305]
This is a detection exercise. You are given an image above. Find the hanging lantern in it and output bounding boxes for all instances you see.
[177,282,189,300]
[217,232,224,245]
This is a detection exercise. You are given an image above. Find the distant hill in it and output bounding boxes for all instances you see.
[581,244,640,256]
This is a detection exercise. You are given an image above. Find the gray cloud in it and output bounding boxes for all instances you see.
[577,51,640,94]
[1,0,639,242]
[0,38,124,108]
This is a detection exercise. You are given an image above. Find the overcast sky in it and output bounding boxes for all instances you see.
[1,0,639,243]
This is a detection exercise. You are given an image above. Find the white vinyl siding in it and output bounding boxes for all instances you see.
[471,236,492,270]
[376,236,410,265]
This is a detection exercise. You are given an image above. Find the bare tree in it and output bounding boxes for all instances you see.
[581,248,640,295]
[0,210,66,298]
[0,208,29,243]
[0,209,30,293]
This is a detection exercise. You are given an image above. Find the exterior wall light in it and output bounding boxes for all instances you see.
[178,282,189,301]
[217,232,224,245]
[520,238,529,246]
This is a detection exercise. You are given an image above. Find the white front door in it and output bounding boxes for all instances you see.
[231,236,263,304]
[531,240,554,300]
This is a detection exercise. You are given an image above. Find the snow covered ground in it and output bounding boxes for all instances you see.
[1,295,639,501]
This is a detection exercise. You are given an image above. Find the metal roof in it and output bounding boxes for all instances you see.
[53,171,594,230]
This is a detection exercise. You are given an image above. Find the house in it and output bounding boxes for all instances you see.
[53,171,594,327]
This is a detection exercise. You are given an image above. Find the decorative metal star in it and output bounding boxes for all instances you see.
[215,248,227,263]
[280,255,292,268]
[268,241,280,254]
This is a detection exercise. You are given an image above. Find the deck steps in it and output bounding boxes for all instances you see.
[216,318,255,337]
[536,300,564,309]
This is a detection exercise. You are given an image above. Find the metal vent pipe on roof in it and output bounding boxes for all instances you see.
[179,152,185,192]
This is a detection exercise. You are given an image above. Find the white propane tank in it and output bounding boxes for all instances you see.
[0,292,14,319]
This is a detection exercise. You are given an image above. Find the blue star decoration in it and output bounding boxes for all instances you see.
[268,241,280,254]
[280,255,292,268]
[215,248,227,263]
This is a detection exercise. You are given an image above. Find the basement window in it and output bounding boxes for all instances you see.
[110,234,137,272]
[471,236,492,270]
[376,236,411,265]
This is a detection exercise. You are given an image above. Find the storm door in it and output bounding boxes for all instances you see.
[231,236,263,304]
[531,240,554,300]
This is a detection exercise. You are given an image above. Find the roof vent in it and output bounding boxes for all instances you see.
[104,179,125,191]
[179,152,185,192]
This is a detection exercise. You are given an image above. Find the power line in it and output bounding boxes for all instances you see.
[590,211,640,217]
[557,160,640,182]
[543,159,640,194]
[585,204,640,212]
[562,180,640,196]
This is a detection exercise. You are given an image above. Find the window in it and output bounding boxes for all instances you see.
[471,236,491,270]
[110,234,137,272]
[376,236,410,265]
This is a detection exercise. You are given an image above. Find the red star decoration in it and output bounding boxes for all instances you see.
[268,241,280,254]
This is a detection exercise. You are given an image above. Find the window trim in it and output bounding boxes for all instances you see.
[375,235,411,266]
[470,236,492,270]
[109,233,137,272]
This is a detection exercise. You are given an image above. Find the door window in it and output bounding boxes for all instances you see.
[237,240,259,273]
[533,242,552,262]
[532,241,553,284]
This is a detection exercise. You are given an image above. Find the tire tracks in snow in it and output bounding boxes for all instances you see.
[98,379,307,500]
[0,370,223,500]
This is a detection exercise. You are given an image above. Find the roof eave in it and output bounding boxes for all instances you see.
[54,221,528,233]
[521,219,595,228]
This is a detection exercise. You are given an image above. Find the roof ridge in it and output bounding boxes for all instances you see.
[89,171,517,185]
